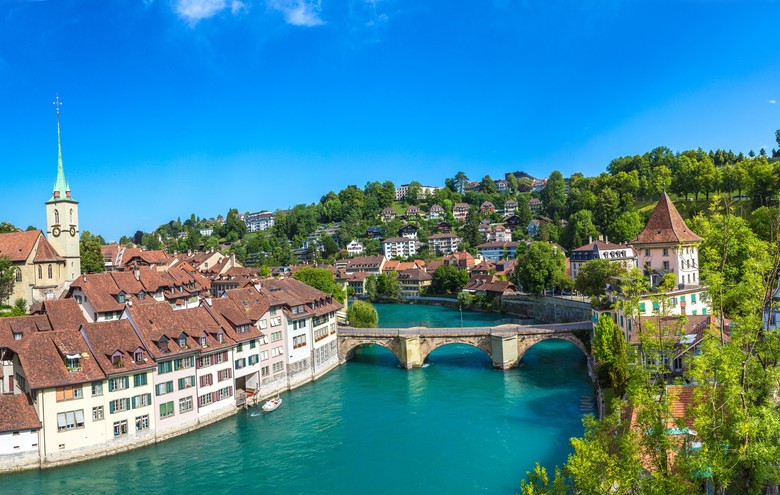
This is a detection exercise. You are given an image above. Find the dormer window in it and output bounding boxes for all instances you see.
[200,335,207,347]
[117,293,126,303]
[178,333,188,349]
[217,332,224,344]
[134,350,143,363]
[111,352,124,367]
[13,332,22,341]
[159,336,169,352]
[138,291,145,300]
[66,354,82,372]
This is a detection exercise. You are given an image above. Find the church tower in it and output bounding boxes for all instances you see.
[45,95,81,281]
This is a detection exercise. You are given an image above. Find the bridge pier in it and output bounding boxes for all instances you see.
[490,335,519,370]
[399,336,423,369]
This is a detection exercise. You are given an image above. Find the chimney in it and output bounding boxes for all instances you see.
[134,266,141,281]
[588,236,592,244]
[605,235,609,243]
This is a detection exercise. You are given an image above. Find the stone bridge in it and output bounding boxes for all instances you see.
[337,321,592,370]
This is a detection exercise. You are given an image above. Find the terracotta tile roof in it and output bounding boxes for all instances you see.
[68,273,124,314]
[40,299,88,332]
[33,236,64,262]
[345,255,385,271]
[101,244,121,265]
[0,230,41,262]
[572,240,632,252]
[633,192,703,245]
[126,302,231,359]
[119,248,170,268]
[0,394,41,432]
[428,233,459,239]
[667,385,696,429]
[81,320,156,375]
[224,286,270,321]
[17,331,106,389]
[110,271,145,295]
[397,268,432,281]
[426,260,444,273]
[258,278,342,317]
[429,204,444,212]
[347,272,371,282]
[382,237,414,243]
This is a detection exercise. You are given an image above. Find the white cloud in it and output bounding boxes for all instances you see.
[268,0,324,26]
[174,0,246,23]
[770,99,777,105]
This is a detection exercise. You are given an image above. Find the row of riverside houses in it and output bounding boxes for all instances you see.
[0,277,341,471]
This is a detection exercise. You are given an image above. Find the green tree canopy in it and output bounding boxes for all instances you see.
[0,256,16,305]
[292,267,346,304]
[429,265,469,295]
[514,242,566,295]
[574,258,625,298]
[347,300,378,328]
[80,230,106,274]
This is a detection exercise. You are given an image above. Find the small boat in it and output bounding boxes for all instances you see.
[262,395,282,412]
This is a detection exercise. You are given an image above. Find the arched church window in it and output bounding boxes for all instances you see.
[54,209,59,224]
[70,209,73,223]
[38,266,42,279]
[48,264,53,279]
[15,268,21,283]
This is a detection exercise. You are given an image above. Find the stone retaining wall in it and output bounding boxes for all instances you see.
[502,295,592,323]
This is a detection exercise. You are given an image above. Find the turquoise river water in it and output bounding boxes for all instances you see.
[2,304,592,494]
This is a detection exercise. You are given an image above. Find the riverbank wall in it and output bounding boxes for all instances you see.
[502,295,592,323]
[0,357,345,473]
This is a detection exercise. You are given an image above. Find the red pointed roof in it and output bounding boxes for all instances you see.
[33,236,64,263]
[0,230,41,262]
[633,193,702,245]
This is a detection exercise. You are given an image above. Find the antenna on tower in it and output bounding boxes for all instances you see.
[53,94,63,116]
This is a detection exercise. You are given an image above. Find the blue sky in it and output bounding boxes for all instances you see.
[0,0,778,241]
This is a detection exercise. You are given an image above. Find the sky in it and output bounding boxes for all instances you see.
[0,0,778,241]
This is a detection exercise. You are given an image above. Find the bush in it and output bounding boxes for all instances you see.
[347,301,379,328]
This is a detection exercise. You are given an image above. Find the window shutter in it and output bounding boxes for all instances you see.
[211,391,217,402]
[197,396,202,408]
[178,378,184,390]
[125,398,131,410]
[228,386,233,396]
[109,401,115,414]
[56,388,64,401]
[228,368,232,379]
[132,396,137,409]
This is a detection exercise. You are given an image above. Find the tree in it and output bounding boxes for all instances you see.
[461,210,481,249]
[514,242,566,295]
[749,205,780,243]
[559,210,598,251]
[0,222,18,234]
[141,233,162,251]
[480,175,496,194]
[346,300,378,328]
[454,172,469,194]
[605,210,643,244]
[132,230,144,246]
[406,181,423,205]
[375,271,401,301]
[429,265,469,294]
[80,231,106,274]
[0,257,16,305]
[574,258,625,298]
[540,171,566,219]
[293,267,346,304]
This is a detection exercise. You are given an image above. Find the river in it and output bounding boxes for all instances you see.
[1,304,591,494]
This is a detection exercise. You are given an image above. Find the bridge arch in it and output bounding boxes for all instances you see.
[338,336,403,365]
[419,335,493,364]
[516,333,589,362]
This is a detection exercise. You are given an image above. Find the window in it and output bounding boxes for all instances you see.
[111,353,124,367]
[293,335,307,349]
[271,346,283,357]
[680,295,686,302]
[175,356,194,370]
[270,307,277,316]
[133,373,147,387]
[271,331,283,342]
[198,355,212,368]
[272,362,284,373]
[57,410,85,431]
[38,265,42,279]
[662,248,669,256]
[113,420,128,437]
[54,209,59,224]
[662,261,670,271]
[158,361,173,374]
[652,301,660,311]
[110,398,131,414]
[218,368,232,381]
[702,308,707,315]
[248,355,259,365]
[135,415,149,431]
[178,334,188,348]
[179,396,193,413]
[235,358,246,370]
[160,401,175,419]
[691,293,697,303]
[15,268,21,283]
[645,249,650,256]
[199,336,207,347]
[91,382,103,396]
[236,343,243,353]
[260,351,269,361]
[270,317,282,327]
[249,339,256,349]
[108,377,129,392]
[261,366,270,377]
[198,393,214,408]
[47,264,53,279]
[132,393,152,408]
[117,293,125,303]
[92,406,104,421]
[199,374,213,387]
[134,350,144,363]
[56,385,83,401]
[259,336,268,345]
[692,310,698,315]
[217,332,224,343]
[179,375,195,390]
[214,351,227,364]
[155,381,174,396]
[258,320,268,330]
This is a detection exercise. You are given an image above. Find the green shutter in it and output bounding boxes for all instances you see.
[110,401,115,414]
[178,378,185,390]
[123,377,129,389]
[691,293,697,303]
[639,303,646,312]
[125,398,131,410]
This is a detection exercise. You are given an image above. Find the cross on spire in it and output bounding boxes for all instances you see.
[53,94,62,116]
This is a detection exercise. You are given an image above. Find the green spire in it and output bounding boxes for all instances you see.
[50,95,73,203]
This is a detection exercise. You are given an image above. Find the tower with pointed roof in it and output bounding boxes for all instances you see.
[632,192,701,289]
[45,96,80,281]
